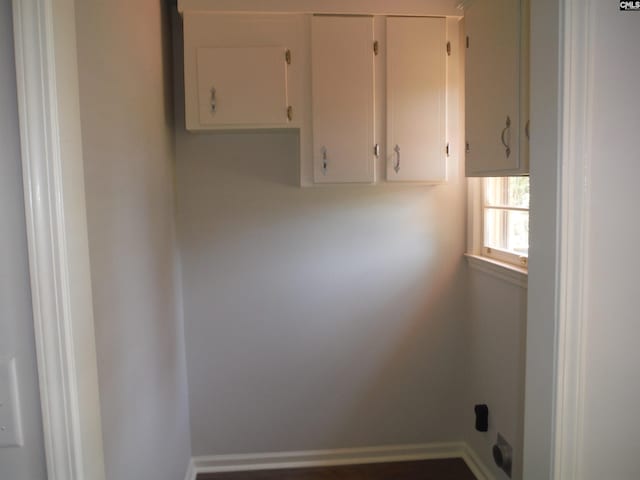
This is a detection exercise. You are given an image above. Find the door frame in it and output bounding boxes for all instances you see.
[11,0,589,479]
[551,0,591,478]
[523,0,591,478]
[11,0,105,479]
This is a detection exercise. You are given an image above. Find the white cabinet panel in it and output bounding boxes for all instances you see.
[465,0,528,176]
[183,13,307,133]
[386,16,447,183]
[311,16,375,184]
[196,47,289,127]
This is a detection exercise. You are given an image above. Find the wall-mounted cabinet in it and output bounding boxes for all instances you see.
[183,13,306,131]
[386,16,447,183]
[311,16,375,184]
[196,46,290,127]
[181,10,461,186]
[464,0,529,176]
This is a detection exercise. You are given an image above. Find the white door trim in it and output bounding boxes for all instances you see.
[553,0,592,478]
[524,0,594,477]
[11,1,105,479]
[9,1,588,479]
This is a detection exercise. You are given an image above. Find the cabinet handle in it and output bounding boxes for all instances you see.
[210,87,216,114]
[321,146,328,175]
[525,120,530,140]
[501,116,511,158]
[393,144,401,173]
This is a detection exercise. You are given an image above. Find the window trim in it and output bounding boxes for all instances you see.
[480,176,529,268]
[483,246,528,268]
[465,254,528,288]
[466,177,529,282]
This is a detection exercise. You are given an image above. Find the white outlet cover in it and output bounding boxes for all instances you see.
[0,358,24,447]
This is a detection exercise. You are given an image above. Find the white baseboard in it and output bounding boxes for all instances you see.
[460,444,497,480]
[184,457,196,480]
[185,442,495,480]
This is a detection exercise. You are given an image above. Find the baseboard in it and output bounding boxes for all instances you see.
[184,457,196,480]
[460,444,496,480]
[185,442,495,480]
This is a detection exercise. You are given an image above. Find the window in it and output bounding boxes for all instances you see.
[482,176,529,267]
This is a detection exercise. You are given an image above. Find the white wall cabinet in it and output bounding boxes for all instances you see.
[464,0,529,176]
[311,16,376,184]
[196,47,290,127]
[386,16,447,183]
[182,10,461,186]
[183,13,306,131]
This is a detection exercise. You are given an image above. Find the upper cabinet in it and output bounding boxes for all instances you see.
[464,0,529,176]
[181,9,462,186]
[196,46,290,127]
[311,16,376,184]
[183,13,305,131]
[386,16,447,183]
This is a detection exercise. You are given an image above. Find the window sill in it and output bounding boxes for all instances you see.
[465,253,528,289]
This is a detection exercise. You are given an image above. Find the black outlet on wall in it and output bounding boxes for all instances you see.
[474,404,489,432]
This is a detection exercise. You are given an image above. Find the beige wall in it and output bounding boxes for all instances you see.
[465,273,527,479]
[171,7,531,460]
[174,10,470,448]
[0,3,47,479]
[176,127,470,454]
[70,0,529,471]
[75,1,191,479]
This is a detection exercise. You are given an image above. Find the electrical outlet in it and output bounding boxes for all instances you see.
[0,358,24,447]
[492,433,513,478]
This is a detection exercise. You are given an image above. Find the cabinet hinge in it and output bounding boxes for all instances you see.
[373,41,379,55]
[466,36,470,48]
[285,49,292,65]
[446,41,451,56]
[446,143,450,157]
[287,106,293,121]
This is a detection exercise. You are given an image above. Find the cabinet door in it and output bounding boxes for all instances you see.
[465,0,526,176]
[311,16,375,184]
[386,17,447,183]
[197,46,289,127]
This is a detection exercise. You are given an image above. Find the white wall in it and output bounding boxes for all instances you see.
[465,272,527,479]
[176,129,469,454]
[579,4,640,478]
[174,18,469,450]
[0,2,47,479]
[74,1,191,479]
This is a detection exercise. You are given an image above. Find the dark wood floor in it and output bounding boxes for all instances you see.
[198,459,477,480]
